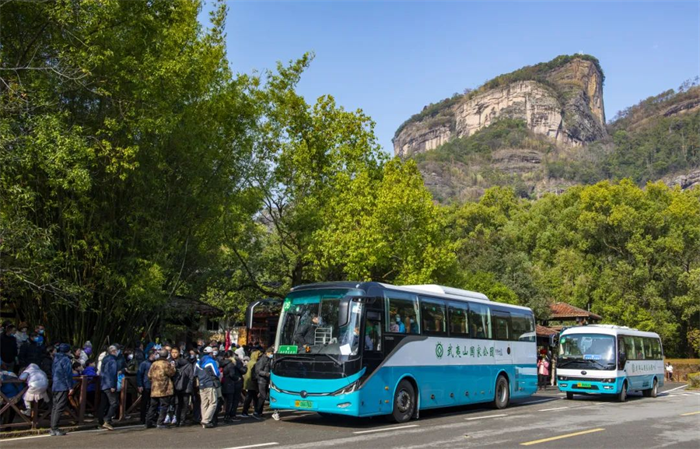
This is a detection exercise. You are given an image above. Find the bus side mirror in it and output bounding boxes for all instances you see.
[338,298,351,327]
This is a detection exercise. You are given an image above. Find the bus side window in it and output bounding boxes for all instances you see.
[468,303,492,339]
[644,338,654,360]
[420,298,447,336]
[623,336,636,360]
[448,303,469,337]
[511,312,534,342]
[652,339,661,360]
[491,311,510,341]
[617,336,626,369]
[384,291,419,334]
[634,337,645,359]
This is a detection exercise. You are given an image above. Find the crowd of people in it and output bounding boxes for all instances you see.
[0,321,279,436]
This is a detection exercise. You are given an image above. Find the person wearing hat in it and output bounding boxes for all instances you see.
[195,347,220,428]
[99,345,120,430]
[49,343,73,436]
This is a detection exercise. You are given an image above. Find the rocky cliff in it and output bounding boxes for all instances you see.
[394,55,607,158]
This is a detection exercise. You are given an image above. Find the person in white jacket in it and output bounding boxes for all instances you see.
[19,363,49,416]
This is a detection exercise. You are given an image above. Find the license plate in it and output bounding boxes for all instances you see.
[576,382,591,388]
[295,400,313,409]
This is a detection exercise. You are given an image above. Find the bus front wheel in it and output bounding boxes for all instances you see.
[617,381,628,402]
[492,375,510,409]
[566,392,574,400]
[391,380,416,423]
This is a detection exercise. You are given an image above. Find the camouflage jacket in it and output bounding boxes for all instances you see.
[148,359,176,397]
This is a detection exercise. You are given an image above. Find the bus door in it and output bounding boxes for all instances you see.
[362,309,384,375]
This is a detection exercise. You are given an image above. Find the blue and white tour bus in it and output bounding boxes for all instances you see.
[269,282,538,422]
[557,325,664,401]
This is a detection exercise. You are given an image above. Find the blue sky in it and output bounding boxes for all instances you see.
[202,1,700,153]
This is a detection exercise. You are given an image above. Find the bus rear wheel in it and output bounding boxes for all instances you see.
[643,379,658,398]
[492,375,510,409]
[617,381,628,402]
[391,380,415,423]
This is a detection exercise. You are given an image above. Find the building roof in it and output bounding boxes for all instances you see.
[169,296,224,317]
[549,302,601,320]
[536,324,558,337]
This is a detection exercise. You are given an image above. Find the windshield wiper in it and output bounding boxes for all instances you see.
[274,355,311,364]
[585,359,613,370]
[557,358,581,368]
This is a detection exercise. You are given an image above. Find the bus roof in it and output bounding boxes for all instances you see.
[290,281,533,313]
[560,324,661,339]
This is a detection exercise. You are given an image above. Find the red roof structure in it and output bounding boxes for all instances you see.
[549,302,601,321]
[536,324,558,337]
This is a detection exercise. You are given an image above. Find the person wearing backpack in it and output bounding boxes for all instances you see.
[240,349,261,419]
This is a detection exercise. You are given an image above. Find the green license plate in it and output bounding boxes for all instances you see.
[295,400,313,409]
[576,382,591,388]
[278,345,298,354]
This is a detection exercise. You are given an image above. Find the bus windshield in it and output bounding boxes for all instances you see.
[558,334,616,370]
[275,289,364,357]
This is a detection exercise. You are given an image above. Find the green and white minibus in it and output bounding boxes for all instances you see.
[557,325,664,401]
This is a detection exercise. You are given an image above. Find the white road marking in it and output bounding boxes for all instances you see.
[465,413,508,421]
[539,406,569,412]
[353,424,419,434]
[0,434,50,442]
[664,385,688,393]
[222,443,279,449]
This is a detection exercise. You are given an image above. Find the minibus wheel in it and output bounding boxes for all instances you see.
[566,392,574,400]
[617,381,628,402]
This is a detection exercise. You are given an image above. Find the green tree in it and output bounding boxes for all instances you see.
[311,159,458,284]
[0,0,258,346]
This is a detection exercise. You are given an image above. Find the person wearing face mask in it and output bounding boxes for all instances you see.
[19,332,44,369]
[49,343,73,436]
[34,326,46,347]
[409,317,419,334]
[146,349,176,429]
[137,349,156,426]
[1,324,18,372]
[195,347,221,428]
[252,347,274,419]
[15,323,29,350]
[172,348,195,427]
[222,351,247,423]
[98,345,120,430]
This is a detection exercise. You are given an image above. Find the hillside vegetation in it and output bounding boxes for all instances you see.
[413,80,700,201]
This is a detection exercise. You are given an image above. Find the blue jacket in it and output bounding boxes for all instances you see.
[196,355,219,389]
[83,366,97,392]
[51,353,73,392]
[100,354,118,391]
[137,359,152,390]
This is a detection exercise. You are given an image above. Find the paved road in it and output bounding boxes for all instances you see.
[2,383,698,448]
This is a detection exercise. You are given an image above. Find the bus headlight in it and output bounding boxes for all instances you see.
[331,380,360,396]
